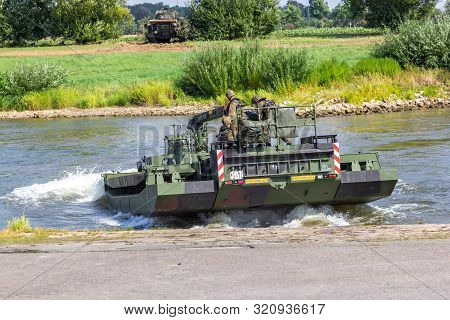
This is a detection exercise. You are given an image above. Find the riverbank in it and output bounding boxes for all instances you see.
[1,224,449,246]
[1,224,449,299]
[0,97,448,120]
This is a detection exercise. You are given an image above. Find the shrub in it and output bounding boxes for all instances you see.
[21,88,81,110]
[341,76,401,104]
[178,43,311,97]
[1,62,69,96]
[34,37,65,47]
[188,0,280,40]
[373,16,450,69]
[131,81,178,106]
[308,60,351,85]
[7,214,32,233]
[353,57,401,77]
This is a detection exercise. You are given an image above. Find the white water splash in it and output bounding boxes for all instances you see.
[4,168,105,206]
[396,179,418,193]
[192,205,350,229]
[96,212,152,229]
[283,205,349,228]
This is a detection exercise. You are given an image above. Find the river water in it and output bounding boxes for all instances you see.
[0,109,449,229]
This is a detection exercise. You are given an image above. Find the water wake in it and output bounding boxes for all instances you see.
[284,205,349,228]
[96,212,152,229]
[194,205,350,229]
[3,168,105,206]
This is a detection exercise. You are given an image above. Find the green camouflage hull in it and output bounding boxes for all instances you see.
[103,106,397,216]
[103,168,397,216]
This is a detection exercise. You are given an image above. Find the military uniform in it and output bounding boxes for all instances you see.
[221,90,242,141]
[251,95,275,121]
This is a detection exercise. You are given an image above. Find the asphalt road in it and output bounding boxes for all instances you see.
[0,237,448,299]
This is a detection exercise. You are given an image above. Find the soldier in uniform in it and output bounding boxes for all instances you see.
[220,89,242,141]
[251,95,275,120]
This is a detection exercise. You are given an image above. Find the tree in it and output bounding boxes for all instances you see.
[365,0,438,28]
[309,0,330,20]
[2,0,53,44]
[330,3,352,27]
[188,0,280,40]
[128,2,188,22]
[51,0,133,43]
[286,0,307,16]
[281,4,304,28]
[344,0,439,28]
[0,2,12,43]
[344,0,366,21]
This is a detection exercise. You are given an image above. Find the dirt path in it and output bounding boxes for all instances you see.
[0,42,194,57]
[0,36,382,58]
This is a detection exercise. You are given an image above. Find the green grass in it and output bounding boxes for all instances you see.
[308,60,351,86]
[0,35,447,111]
[0,45,371,88]
[6,215,32,233]
[0,35,378,89]
[0,51,187,88]
[178,43,311,96]
[353,57,401,76]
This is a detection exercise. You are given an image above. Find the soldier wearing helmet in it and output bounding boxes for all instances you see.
[251,95,275,121]
[221,89,242,141]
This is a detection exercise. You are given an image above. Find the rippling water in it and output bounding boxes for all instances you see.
[0,109,449,229]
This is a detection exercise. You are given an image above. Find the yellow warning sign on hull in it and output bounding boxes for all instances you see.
[245,178,270,184]
[291,175,316,182]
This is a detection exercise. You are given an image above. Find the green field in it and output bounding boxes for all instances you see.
[0,36,377,88]
[0,35,446,111]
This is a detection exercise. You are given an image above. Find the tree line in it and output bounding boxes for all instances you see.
[0,0,133,45]
[0,0,447,45]
[280,0,441,29]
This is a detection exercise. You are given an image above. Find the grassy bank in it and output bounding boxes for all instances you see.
[1,66,446,112]
[0,35,447,112]
[0,35,380,86]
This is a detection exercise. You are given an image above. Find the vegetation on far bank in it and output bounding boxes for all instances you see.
[0,15,448,112]
[0,64,446,112]
[374,16,449,69]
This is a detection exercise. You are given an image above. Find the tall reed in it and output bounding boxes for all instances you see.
[177,42,312,97]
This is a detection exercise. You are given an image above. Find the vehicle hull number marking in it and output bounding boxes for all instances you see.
[230,170,244,180]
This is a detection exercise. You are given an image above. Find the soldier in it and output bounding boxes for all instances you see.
[222,89,242,141]
[251,95,276,120]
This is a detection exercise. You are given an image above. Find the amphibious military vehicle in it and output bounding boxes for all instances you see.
[102,105,397,216]
[144,8,187,43]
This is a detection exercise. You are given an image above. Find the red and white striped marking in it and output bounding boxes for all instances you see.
[217,150,225,182]
[333,142,341,174]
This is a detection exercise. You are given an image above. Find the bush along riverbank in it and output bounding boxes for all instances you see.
[1,20,448,114]
[0,97,448,120]
[0,60,447,114]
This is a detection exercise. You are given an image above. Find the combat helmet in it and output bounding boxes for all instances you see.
[252,95,264,105]
[226,89,235,100]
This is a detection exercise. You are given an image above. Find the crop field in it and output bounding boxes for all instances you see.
[272,27,383,38]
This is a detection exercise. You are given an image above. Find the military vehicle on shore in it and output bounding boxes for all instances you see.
[144,8,187,43]
[102,105,397,216]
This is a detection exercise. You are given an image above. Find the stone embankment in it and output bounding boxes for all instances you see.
[0,97,448,120]
[296,97,449,118]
